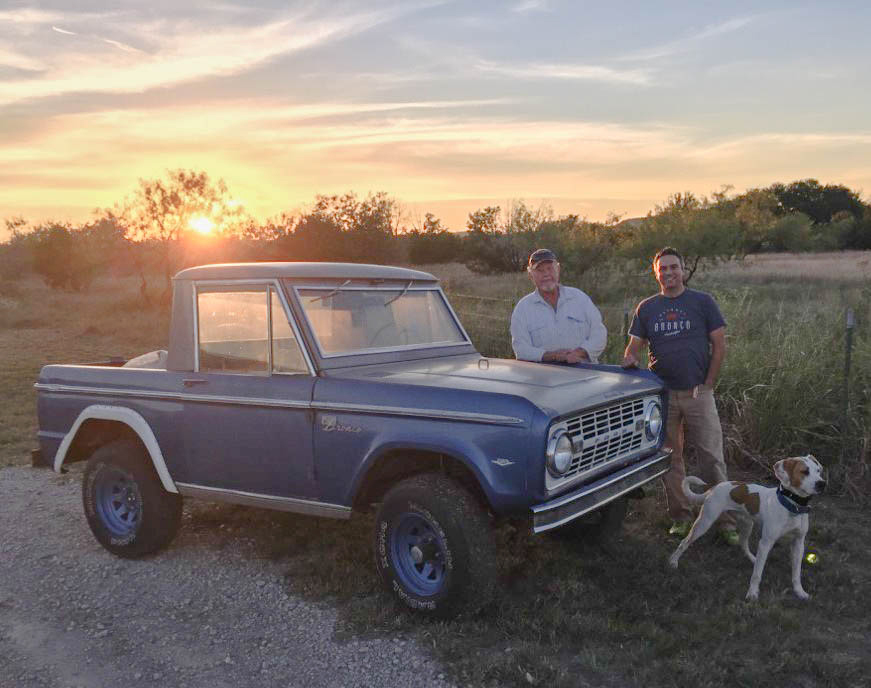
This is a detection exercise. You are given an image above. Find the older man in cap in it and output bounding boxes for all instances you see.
[510,248,608,364]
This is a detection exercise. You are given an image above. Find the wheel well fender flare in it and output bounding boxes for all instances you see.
[54,405,178,494]
[350,438,498,509]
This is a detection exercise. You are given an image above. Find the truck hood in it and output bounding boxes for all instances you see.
[328,354,662,418]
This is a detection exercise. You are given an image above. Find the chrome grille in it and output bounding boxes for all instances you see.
[563,398,646,479]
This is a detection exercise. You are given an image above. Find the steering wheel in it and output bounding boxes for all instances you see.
[367,323,409,347]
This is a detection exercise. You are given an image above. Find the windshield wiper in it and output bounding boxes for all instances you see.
[310,279,351,303]
[384,280,412,306]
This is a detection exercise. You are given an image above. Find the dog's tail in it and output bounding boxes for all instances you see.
[681,476,710,505]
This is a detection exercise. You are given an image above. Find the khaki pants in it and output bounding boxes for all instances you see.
[663,387,735,529]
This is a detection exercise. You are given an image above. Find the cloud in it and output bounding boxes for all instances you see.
[511,1,550,13]
[51,26,77,36]
[101,38,142,53]
[0,46,46,72]
[0,4,434,106]
[619,15,756,61]
[476,59,653,85]
[691,132,871,161]
[0,9,65,25]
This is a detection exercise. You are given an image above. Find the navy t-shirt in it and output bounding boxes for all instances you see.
[628,288,726,390]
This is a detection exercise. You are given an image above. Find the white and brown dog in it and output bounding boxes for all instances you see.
[668,455,826,600]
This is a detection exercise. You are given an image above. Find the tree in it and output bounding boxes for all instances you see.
[28,220,125,291]
[406,213,461,264]
[768,179,865,225]
[0,217,33,280]
[107,170,243,304]
[288,192,401,263]
[621,192,742,283]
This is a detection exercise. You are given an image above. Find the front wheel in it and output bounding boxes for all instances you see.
[82,439,182,558]
[374,474,496,617]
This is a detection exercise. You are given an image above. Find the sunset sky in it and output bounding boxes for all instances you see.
[2,0,870,240]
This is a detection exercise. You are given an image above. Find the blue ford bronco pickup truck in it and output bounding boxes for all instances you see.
[35,262,670,616]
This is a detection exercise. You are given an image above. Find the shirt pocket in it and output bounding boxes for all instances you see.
[565,314,590,341]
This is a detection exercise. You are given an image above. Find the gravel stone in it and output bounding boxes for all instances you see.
[0,465,458,688]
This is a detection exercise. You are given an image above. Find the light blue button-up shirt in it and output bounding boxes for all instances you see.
[510,285,608,363]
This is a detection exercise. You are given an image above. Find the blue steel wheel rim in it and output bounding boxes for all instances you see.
[95,465,142,538]
[389,512,447,597]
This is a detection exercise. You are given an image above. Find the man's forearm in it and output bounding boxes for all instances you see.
[705,328,726,387]
[705,344,725,386]
[705,353,723,386]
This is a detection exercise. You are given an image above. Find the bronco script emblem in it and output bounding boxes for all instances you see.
[320,414,362,433]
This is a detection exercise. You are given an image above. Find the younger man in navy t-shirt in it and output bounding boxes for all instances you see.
[623,248,738,544]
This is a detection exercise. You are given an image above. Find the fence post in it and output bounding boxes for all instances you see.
[841,307,855,463]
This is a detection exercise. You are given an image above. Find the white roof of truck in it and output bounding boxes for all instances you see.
[174,262,438,283]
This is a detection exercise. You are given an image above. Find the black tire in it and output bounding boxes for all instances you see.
[553,496,628,544]
[374,473,496,617]
[82,439,182,558]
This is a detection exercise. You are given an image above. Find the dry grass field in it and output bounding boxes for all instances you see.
[1,253,870,687]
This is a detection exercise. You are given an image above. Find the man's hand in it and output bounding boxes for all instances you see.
[565,348,590,364]
[622,336,646,369]
[543,348,589,363]
[621,351,639,368]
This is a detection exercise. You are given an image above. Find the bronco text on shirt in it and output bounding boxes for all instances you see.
[628,288,726,390]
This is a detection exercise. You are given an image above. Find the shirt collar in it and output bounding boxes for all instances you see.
[532,285,575,306]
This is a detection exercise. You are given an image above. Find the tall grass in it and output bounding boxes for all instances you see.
[426,259,871,497]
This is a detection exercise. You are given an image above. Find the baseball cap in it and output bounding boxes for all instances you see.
[528,248,557,268]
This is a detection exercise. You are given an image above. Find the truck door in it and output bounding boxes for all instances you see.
[179,284,316,499]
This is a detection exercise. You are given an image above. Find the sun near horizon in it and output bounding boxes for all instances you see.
[188,216,215,235]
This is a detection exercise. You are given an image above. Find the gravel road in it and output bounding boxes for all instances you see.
[0,465,457,688]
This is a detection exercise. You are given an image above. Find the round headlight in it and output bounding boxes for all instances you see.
[645,401,663,441]
[546,430,574,477]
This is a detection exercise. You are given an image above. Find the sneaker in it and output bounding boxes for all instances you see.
[668,521,692,538]
[719,529,740,547]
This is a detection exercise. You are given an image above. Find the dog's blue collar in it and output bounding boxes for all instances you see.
[777,485,811,515]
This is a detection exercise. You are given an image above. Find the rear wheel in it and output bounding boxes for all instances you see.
[374,473,496,617]
[82,439,182,558]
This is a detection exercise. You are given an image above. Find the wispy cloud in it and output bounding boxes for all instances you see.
[51,26,77,36]
[511,1,551,13]
[691,132,871,161]
[0,9,65,25]
[101,38,141,53]
[0,46,45,72]
[619,15,756,61]
[476,59,653,86]
[0,4,434,106]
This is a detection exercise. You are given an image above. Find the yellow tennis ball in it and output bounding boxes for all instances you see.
[804,552,818,565]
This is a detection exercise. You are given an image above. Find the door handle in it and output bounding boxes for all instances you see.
[183,378,208,387]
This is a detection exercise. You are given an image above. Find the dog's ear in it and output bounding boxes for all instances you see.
[773,459,792,486]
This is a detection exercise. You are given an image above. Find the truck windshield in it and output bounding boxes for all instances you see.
[295,286,467,355]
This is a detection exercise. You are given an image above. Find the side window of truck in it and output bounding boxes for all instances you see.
[197,289,270,373]
[196,286,308,375]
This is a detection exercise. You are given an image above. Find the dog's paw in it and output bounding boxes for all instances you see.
[745,589,759,601]
[794,589,811,601]
[667,555,680,569]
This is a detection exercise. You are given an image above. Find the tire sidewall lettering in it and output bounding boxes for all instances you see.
[376,495,458,610]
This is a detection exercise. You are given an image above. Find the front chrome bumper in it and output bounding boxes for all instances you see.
[531,448,672,534]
